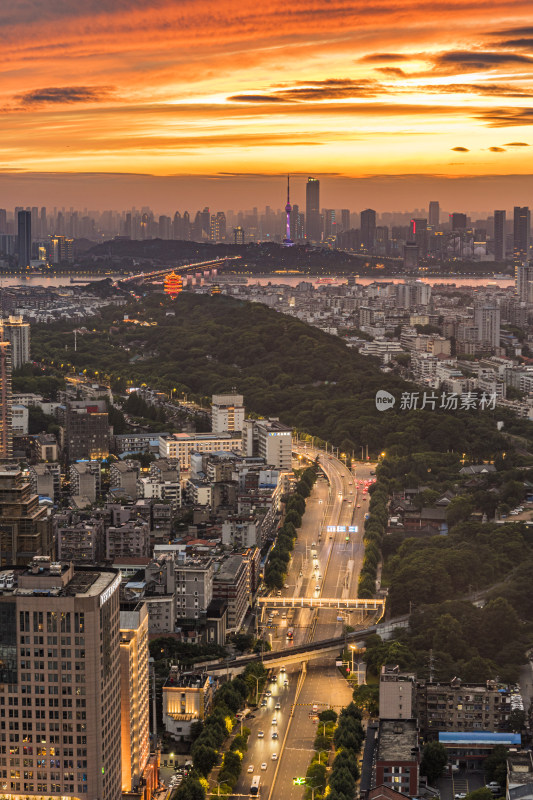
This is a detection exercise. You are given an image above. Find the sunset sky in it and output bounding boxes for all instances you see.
[2,0,533,210]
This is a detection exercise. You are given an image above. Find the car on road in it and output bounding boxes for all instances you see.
[265,691,272,697]
[284,680,289,686]
[271,753,278,760]
[272,732,279,739]
[455,793,466,799]
[258,731,264,738]
[247,765,254,773]
[261,763,267,771]
[261,699,267,706]
[487,784,501,794]
[315,584,320,592]
[272,718,277,725]
[312,704,319,712]
[280,666,285,672]
[357,504,361,508]
[275,702,281,710]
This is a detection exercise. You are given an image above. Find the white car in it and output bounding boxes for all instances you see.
[272,753,278,760]
[261,763,267,771]
[258,731,264,738]
[247,765,254,773]
[275,702,281,710]
[272,718,277,725]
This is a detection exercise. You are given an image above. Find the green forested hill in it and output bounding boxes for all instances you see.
[30,292,513,459]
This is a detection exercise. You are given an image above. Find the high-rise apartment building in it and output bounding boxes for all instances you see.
[305,177,321,242]
[119,601,150,794]
[428,201,440,228]
[0,465,53,564]
[0,315,30,369]
[0,342,12,459]
[0,556,122,799]
[211,394,245,433]
[360,209,377,250]
[474,303,501,348]
[494,210,506,261]
[63,400,110,462]
[513,206,531,284]
[515,262,533,302]
[323,209,336,240]
[233,226,245,245]
[48,234,73,264]
[17,210,31,269]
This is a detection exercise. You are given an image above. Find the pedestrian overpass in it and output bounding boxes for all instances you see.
[257,597,385,614]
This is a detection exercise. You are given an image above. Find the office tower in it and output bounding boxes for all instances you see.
[410,218,428,258]
[200,207,210,237]
[451,212,467,230]
[494,210,506,261]
[17,210,31,268]
[375,226,389,255]
[323,209,336,240]
[0,209,7,233]
[233,226,245,245]
[306,177,321,242]
[0,465,53,563]
[513,207,531,287]
[403,242,419,271]
[0,342,12,459]
[211,394,245,433]
[474,303,501,348]
[516,263,533,302]
[0,315,30,369]
[428,201,440,228]
[0,555,122,799]
[360,208,377,250]
[120,602,150,794]
[341,209,350,232]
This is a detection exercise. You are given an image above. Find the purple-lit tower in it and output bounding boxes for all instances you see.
[283,174,294,246]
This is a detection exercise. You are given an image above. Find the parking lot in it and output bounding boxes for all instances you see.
[437,769,486,800]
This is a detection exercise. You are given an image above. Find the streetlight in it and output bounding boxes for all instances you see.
[350,645,357,674]
[250,674,260,705]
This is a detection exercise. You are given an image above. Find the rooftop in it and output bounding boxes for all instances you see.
[439,732,521,744]
[377,719,419,763]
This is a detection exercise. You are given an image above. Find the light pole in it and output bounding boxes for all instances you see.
[350,644,356,675]
[251,674,260,705]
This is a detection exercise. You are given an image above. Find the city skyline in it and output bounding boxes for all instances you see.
[1,2,533,207]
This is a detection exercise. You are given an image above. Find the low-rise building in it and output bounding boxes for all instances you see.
[375,719,420,797]
[438,731,520,771]
[29,462,61,501]
[417,679,512,733]
[159,432,242,469]
[163,667,214,741]
[507,750,533,800]
[69,460,101,502]
[106,521,151,560]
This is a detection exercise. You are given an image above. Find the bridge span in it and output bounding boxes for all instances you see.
[257,597,385,614]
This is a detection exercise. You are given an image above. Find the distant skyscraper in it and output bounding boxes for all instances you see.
[451,212,467,231]
[323,209,336,240]
[40,206,47,237]
[234,226,245,245]
[360,209,377,250]
[0,209,6,234]
[410,218,428,258]
[513,206,530,286]
[17,210,31,268]
[403,242,419,271]
[306,177,321,242]
[428,201,440,228]
[494,210,506,262]
[158,215,171,239]
[0,341,12,459]
[340,209,350,232]
[0,315,30,369]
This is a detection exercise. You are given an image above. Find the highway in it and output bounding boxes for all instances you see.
[225,451,376,799]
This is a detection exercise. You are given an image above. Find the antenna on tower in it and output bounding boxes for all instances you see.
[283,173,294,246]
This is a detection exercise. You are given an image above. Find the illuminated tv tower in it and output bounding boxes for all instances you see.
[283,174,294,246]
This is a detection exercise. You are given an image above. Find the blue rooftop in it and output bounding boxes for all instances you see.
[439,732,521,744]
